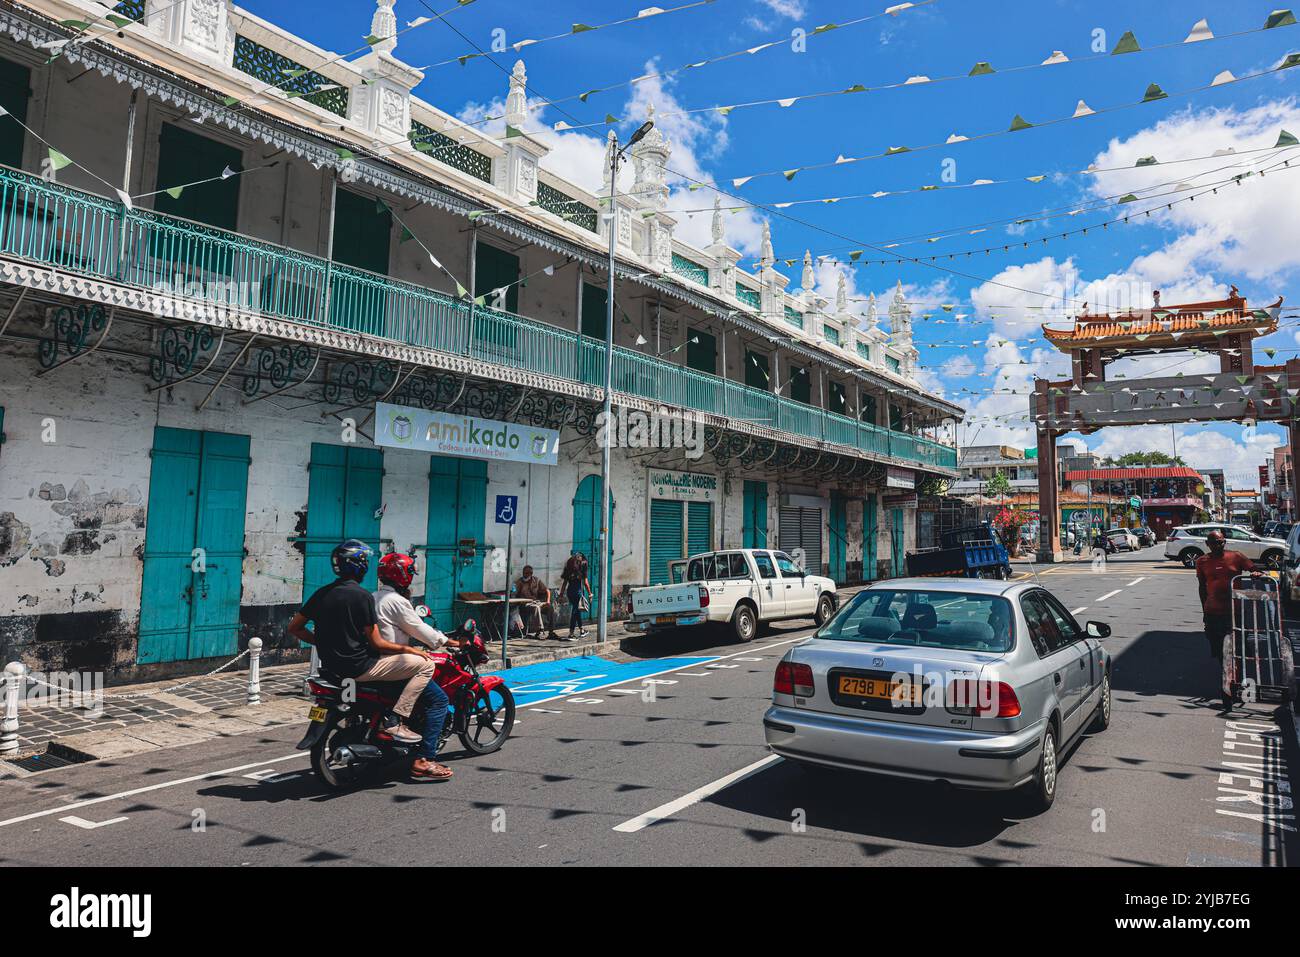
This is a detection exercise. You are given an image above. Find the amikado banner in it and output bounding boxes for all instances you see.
[374,402,559,466]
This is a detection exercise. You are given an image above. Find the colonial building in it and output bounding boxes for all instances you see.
[0,0,961,679]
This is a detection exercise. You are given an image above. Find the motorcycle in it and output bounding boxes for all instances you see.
[297,617,516,789]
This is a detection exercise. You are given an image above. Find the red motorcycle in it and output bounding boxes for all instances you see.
[297,618,515,789]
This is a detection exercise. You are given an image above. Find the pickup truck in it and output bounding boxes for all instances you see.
[626,548,839,643]
[904,524,1011,580]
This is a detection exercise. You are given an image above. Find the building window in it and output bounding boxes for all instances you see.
[745,349,770,390]
[0,58,30,169]
[686,327,716,375]
[789,365,811,404]
[828,381,847,415]
[154,122,242,231]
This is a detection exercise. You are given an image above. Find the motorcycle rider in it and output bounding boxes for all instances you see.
[374,551,458,783]
[287,540,439,770]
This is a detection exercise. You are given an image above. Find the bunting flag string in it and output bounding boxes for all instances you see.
[720,53,1300,188]
[458,0,938,127]
[550,11,1298,135]
[131,161,279,202]
[756,144,1296,263]
[44,0,191,62]
[673,139,1300,218]
[421,0,718,69]
[759,150,1300,268]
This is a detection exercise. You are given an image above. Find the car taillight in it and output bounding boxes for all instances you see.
[774,661,814,697]
[945,679,1020,717]
[698,585,709,608]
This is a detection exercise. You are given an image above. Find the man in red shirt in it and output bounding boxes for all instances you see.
[1195,530,1255,660]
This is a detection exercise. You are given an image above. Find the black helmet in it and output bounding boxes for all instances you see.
[331,539,373,582]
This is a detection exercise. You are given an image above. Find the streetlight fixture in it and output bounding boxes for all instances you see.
[597,118,653,645]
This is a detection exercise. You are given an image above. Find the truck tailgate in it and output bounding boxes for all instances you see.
[630,583,703,618]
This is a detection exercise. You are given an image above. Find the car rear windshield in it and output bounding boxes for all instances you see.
[816,588,1015,653]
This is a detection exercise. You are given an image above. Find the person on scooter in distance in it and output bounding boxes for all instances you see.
[287,540,443,779]
[374,551,460,782]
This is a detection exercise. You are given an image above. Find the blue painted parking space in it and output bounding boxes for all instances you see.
[490,655,718,708]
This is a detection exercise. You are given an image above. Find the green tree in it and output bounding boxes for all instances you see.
[984,471,1013,503]
[1112,450,1186,468]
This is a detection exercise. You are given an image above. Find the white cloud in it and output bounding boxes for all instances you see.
[745,0,807,30]
[1083,424,1286,489]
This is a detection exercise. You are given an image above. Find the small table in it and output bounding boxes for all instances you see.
[458,597,535,645]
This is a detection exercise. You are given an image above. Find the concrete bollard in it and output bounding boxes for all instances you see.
[1,661,25,755]
[247,638,262,706]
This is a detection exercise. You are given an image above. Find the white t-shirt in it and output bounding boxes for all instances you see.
[374,585,448,650]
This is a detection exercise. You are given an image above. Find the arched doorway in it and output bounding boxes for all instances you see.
[572,474,616,613]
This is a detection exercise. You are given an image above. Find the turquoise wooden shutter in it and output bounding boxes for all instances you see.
[0,58,30,168]
[686,328,717,375]
[648,499,683,585]
[138,428,203,663]
[829,493,847,584]
[862,493,878,581]
[188,431,250,659]
[687,501,712,556]
[789,365,811,404]
[743,480,768,548]
[303,444,384,600]
[572,474,615,610]
[580,281,607,339]
[424,456,487,630]
[332,188,391,274]
[745,350,769,390]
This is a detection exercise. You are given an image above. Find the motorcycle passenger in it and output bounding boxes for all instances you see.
[287,540,437,764]
[375,551,457,783]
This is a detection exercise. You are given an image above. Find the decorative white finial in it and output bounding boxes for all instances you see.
[505,59,528,128]
[836,273,848,312]
[893,278,905,305]
[630,102,671,210]
[370,0,397,55]
[760,222,773,268]
[711,196,723,245]
[801,250,814,292]
[866,291,878,330]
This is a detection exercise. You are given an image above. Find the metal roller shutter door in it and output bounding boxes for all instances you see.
[648,499,684,585]
[687,501,713,557]
[778,505,823,575]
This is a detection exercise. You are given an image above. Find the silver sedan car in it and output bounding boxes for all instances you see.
[763,578,1112,812]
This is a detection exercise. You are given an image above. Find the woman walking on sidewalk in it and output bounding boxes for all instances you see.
[561,551,592,642]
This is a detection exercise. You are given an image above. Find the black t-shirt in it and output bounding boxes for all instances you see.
[301,579,379,678]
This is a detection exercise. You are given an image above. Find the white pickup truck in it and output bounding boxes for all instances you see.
[626,548,839,642]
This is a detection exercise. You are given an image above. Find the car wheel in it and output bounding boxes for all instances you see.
[1179,547,1201,569]
[1089,672,1112,733]
[813,594,835,626]
[1263,549,1284,570]
[732,603,757,643]
[1021,725,1058,814]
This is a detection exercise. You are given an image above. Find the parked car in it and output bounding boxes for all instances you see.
[1163,524,1287,569]
[1281,524,1300,608]
[627,548,838,642]
[1134,527,1156,548]
[1106,528,1139,551]
[764,578,1112,812]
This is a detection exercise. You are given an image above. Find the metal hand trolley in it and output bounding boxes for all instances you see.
[1222,574,1294,708]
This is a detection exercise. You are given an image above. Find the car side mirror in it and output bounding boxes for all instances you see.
[1086,621,1111,639]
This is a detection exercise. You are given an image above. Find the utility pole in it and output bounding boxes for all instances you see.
[597,119,653,645]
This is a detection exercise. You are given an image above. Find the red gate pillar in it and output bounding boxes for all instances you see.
[1036,428,1063,563]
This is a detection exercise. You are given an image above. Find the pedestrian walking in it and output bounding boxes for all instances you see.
[1196,529,1255,664]
[560,551,592,642]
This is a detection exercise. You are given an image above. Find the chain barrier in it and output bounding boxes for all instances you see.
[16,647,257,708]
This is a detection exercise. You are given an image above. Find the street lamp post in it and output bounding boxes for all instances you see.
[598,119,653,645]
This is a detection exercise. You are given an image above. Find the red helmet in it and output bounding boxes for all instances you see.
[378,552,418,589]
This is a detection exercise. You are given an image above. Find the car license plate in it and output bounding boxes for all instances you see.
[838,675,920,703]
[655,615,675,625]
[308,706,328,722]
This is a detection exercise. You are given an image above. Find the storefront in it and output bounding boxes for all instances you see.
[646,468,717,584]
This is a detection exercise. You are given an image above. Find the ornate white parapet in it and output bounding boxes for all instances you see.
[145,0,233,64]
[492,60,549,203]
[350,0,423,143]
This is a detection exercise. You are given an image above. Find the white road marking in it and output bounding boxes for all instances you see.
[1097,589,1122,602]
[1072,607,1088,616]
[606,689,641,695]
[0,753,303,829]
[613,755,783,833]
[1127,577,1147,587]
[60,815,128,830]
[528,708,563,714]
[677,671,711,677]
[243,769,300,784]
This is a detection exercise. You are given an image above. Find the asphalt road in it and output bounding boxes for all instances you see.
[1,547,1296,867]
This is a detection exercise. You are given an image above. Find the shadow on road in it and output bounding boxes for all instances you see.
[619,621,811,661]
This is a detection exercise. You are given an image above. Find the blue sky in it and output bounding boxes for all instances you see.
[244,0,1300,487]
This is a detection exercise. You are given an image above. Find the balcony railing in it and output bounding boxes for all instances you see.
[0,165,956,470]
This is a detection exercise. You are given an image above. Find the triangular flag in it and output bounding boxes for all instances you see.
[885,145,910,155]
[115,189,132,211]
[1111,31,1141,54]
[1278,129,1299,147]
[1041,51,1069,65]
[47,147,71,171]
[1212,69,1237,85]
[1265,9,1297,29]
[1008,114,1033,131]
[1185,18,1214,42]
[1135,156,1158,166]
[165,186,184,200]
[1072,100,1095,117]
[1142,83,1168,102]
[1280,53,1300,70]
[571,23,595,33]
[968,62,995,76]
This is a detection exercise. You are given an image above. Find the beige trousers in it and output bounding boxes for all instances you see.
[356,653,436,718]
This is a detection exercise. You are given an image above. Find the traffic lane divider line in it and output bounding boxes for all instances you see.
[612,755,783,833]
[1097,589,1122,602]
[0,753,303,829]
[1128,577,1147,586]
[1072,607,1088,616]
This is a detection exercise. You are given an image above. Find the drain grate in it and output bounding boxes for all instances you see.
[7,750,87,773]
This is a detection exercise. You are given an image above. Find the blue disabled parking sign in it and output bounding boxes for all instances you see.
[495,495,518,526]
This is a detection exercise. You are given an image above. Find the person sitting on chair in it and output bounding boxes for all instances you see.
[515,565,557,640]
